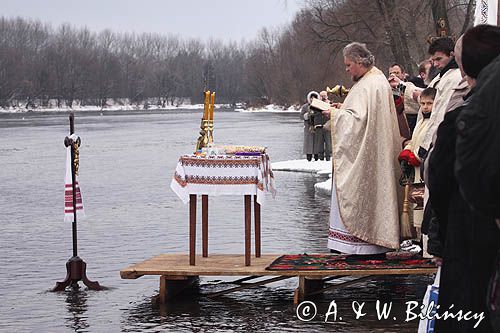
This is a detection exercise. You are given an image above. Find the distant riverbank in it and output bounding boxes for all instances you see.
[0,101,300,114]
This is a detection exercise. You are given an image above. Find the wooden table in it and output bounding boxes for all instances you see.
[171,154,276,266]
[189,194,261,266]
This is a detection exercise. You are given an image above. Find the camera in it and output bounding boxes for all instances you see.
[392,82,406,97]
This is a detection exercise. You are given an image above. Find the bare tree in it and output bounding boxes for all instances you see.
[0,7,476,111]
[375,0,417,73]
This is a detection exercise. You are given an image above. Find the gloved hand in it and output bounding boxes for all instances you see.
[398,149,420,167]
[407,151,420,167]
[400,160,413,178]
[398,149,411,162]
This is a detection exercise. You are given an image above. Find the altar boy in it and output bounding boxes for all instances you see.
[398,87,437,233]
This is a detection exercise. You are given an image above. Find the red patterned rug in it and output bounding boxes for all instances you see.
[266,253,436,271]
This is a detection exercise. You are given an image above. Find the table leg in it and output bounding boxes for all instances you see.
[189,194,196,266]
[244,195,251,266]
[202,195,208,257]
[253,195,261,258]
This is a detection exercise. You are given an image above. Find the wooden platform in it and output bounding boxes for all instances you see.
[121,253,437,303]
[121,253,437,278]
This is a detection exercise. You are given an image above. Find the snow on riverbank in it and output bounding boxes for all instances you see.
[0,103,231,114]
[271,159,331,173]
[272,159,332,196]
[238,104,299,113]
[1,102,300,114]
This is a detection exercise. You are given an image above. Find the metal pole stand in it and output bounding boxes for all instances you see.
[53,256,102,291]
[52,113,102,292]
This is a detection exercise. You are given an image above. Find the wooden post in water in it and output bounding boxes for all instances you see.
[52,113,102,291]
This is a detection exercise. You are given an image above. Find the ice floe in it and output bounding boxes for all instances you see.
[271,159,332,195]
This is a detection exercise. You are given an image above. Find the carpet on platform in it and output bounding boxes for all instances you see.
[265,253,436,271]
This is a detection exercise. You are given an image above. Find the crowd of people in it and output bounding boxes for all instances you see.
[301,24,500,332]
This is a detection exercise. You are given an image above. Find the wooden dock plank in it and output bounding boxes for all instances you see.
[120,253,437,279]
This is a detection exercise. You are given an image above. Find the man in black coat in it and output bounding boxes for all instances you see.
[455,32,500,333]
[427,25,500,333]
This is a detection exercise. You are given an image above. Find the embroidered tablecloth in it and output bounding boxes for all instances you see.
[170,154,276,205]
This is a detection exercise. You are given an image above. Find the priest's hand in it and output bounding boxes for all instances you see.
[323,104,341,119]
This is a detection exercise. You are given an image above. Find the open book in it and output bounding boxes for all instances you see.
[310,98,331,112]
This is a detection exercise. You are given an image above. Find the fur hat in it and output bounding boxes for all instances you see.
[462,25,500,79]
[306,91,319,104]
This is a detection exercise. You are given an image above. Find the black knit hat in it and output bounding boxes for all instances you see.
[462,25,500,79]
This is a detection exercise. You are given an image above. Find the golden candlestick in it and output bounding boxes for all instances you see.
[195,90,216,152]
[195,119,209,152]
[207,120,214,144]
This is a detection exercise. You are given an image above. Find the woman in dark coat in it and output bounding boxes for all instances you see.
[427,25,500,333]
[300,99,325,161]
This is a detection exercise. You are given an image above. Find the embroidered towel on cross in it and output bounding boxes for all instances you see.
[64,134,85,222]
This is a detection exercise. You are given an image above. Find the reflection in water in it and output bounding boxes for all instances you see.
[119,275,432,332]
[299,173,331,252]
[65,289,89,332]
[121,296,201,332]
[121,286,302,332]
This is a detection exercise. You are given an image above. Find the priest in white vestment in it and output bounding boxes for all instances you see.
[323,42,402,254]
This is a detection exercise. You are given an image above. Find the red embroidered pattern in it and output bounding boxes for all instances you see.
[180,156,260,168]
[266,254,436,271]
[173,172,187,187]
[181,175,259,186]
[64,182,83,213]
[328,229,366,244]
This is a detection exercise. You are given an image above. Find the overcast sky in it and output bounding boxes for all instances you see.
[1,0,303,42]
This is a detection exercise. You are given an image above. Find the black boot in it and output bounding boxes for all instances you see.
[306,154,312,161]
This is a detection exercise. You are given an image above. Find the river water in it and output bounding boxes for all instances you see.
[0,109,431,332]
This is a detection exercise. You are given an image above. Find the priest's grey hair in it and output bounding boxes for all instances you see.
[343,42,375,68]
